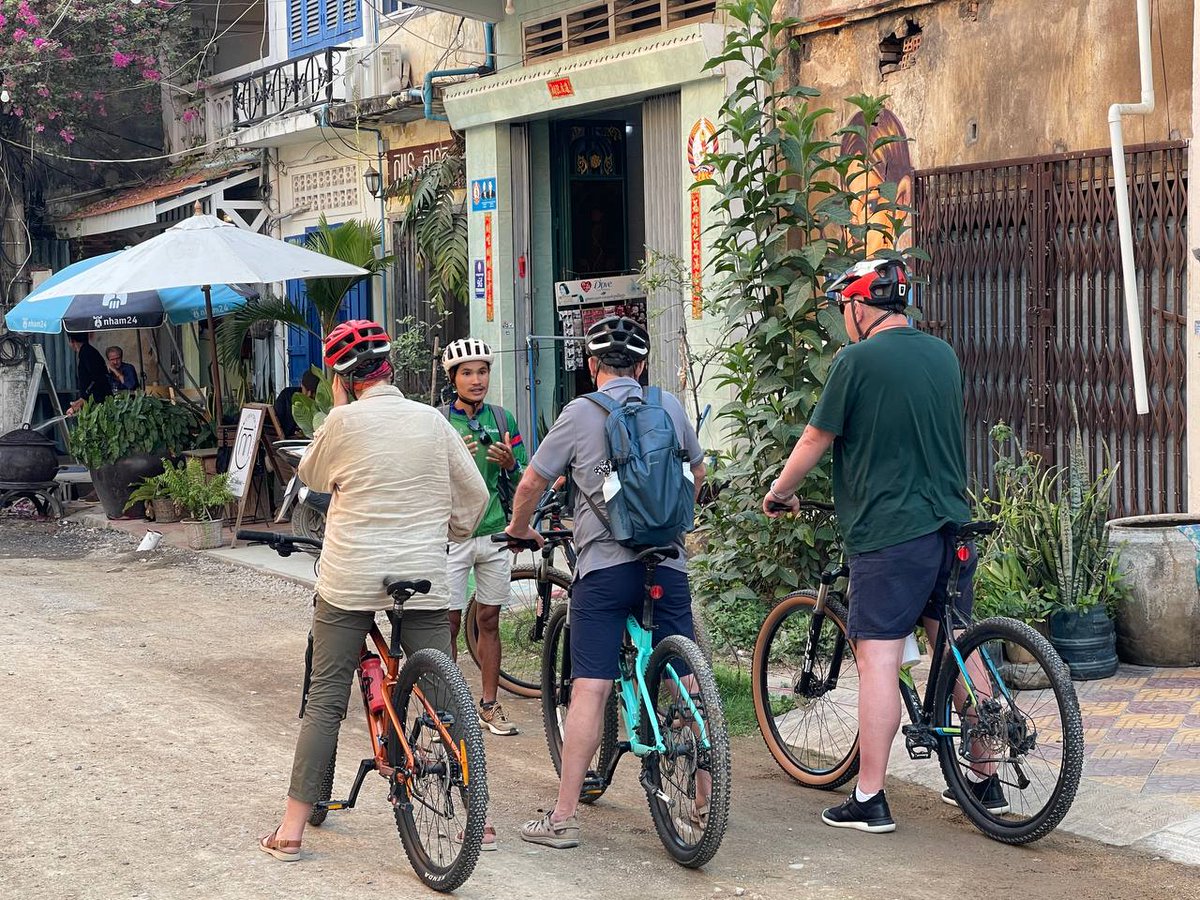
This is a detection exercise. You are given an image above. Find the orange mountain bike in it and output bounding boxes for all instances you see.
[240,530,489,892]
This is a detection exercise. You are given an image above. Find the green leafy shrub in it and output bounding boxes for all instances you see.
[68,393,195,471]
[155,457,234,521]
[688,0,921,651]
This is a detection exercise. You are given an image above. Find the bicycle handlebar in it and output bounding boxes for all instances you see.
[491,530,573,551]
[767,499,836,514]
[236,529,323,555]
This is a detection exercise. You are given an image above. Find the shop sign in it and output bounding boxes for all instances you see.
[547,77,575,99]
[471,177,497,212]
[385,141,454,183]
[484,214,494,322]
[687,117,719,178]
[690,190,703,319]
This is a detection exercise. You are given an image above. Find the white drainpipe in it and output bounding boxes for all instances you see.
[1108,0,1155,415]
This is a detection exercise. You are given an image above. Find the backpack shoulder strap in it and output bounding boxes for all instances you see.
[486,403,506,434]
[583,391,618,413]
[438,403,452,422]
[645,386,662,405]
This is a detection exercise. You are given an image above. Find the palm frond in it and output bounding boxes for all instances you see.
[217,294,316,366]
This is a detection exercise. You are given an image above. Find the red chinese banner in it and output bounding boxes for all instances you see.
[484,213,494,322]
[690,190,703,319]
[547,78,574,99]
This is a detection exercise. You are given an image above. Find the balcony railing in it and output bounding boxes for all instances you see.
[232,47,346,128]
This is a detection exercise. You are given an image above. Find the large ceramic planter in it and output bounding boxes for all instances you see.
[1049,607,1119,680]
[90,453,164,519]
[1107,514,1200,666]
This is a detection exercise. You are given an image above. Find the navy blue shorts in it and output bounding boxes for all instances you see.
[569,562,695,680]
[846,525,976,640]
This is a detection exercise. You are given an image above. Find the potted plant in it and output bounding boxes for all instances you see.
[975,422,1125,681]
[124,468,182,523]
[157,458,235,549]
[68,394,196,519]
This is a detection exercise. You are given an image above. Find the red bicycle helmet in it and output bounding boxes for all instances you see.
[323,319,392,379]
[825,258,909,309]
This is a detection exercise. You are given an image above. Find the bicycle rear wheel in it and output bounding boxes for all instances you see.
[541,603,618,803]
[465,565,571,698]
[934,617,1083,845]
[306,750,336,827]
[640,634,731,868]
[751,590,860,789]
[389,649,489,892]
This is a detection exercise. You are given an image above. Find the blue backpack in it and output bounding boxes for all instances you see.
[580,387,695,548]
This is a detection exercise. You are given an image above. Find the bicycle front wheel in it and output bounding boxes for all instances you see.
[640,634,731,868]
[541,603,618,803]
[306,750,336,827]
[751,590,860,789]
[389,649,489,892]
[934,617,1083,845]
[465,565,571,698]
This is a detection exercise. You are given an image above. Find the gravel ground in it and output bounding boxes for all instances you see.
[0,520,1195,900]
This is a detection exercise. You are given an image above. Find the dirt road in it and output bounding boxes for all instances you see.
[0,522,1194,900]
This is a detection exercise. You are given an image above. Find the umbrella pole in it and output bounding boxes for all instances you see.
[204,284,224,427]
[136,330,147,390]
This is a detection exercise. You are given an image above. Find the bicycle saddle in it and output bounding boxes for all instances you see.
[635,545,680,562]
[384,577,432,601]
[955,521,998,540]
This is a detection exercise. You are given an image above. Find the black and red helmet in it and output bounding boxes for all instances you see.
[825,258,909,309]
[323,319,392,379]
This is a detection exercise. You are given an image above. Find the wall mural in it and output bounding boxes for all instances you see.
[839,108,914,256]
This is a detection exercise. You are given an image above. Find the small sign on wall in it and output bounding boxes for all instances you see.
[474,259,486,300]
[471,177,497,212]
[547,77,574,98]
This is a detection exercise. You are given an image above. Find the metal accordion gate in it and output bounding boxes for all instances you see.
[914,141,1188,517]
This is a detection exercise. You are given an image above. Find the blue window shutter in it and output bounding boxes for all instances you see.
[289,0,362,55]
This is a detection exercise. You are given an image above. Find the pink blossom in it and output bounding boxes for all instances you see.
[112,50,134,68]
[69,91,83,101]
[36,86,49,98]
[142,55,157,66]
[59,128,75,145]
[12,28,28,41]
[32,37,47,50]
[47,110,59,119]
[98,107,108,117]
[92,91,106,101]
[181,108,198,123]
[12,107,23,118]
[141,68,161,82]
[34,123,45,133]
[17,1,38,26]
[57,48,74,61]
[0,14,8,29]
[113,23,126,35]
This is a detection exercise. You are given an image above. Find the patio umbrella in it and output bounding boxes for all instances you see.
[24,214,370,425]
[4,252,259,334]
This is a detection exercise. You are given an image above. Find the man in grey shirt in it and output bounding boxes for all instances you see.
[503,316,706,849]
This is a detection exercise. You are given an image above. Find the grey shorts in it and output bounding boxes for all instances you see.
[846,525,976,640]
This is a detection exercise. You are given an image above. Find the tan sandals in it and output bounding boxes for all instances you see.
[258,828,302,862]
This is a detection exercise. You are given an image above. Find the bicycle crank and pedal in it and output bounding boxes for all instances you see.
[314,757,376,814]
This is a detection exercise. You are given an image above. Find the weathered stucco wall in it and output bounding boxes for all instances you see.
[786,0,1192,167]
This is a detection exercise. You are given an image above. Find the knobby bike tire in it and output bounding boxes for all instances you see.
[540,603,618,803]
[306,750,336,827]
[751,590,860,789]
[639,634,731,868]
[291,502,325,543]
[390,648,489,892]
[934,617,1083,845]
[465,565,573,699]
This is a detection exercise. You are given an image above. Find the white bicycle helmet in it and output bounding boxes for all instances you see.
[442,338,494,376]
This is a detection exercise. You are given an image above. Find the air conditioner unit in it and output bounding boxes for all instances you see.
[342,46,412,101]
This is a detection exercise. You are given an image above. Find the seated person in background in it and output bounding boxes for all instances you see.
[274,370,320,438]
[105,346,139,392]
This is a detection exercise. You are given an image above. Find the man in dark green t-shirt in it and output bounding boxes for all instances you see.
[762,258,981,835]
[440,338,528,747]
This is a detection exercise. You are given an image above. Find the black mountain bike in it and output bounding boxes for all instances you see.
[752,501,1083,844]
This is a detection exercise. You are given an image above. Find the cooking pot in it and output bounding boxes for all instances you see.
[0,425,59,483]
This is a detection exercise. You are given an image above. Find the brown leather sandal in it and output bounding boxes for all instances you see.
[258,828,302,862]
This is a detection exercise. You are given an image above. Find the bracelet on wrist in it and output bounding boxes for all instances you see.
[769,484,795,502]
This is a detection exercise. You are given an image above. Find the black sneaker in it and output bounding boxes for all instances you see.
[942,774,1010,813]
[821,790,896,833]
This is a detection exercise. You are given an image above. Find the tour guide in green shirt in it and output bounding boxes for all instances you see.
[439,338,528,744]
[762,258,981,837]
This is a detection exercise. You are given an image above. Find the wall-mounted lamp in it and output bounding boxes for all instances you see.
[363,165,382,200]
[505,0,515,14]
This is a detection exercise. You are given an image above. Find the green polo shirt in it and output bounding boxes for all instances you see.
[445,402,527,538]
[809,327,971,557]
